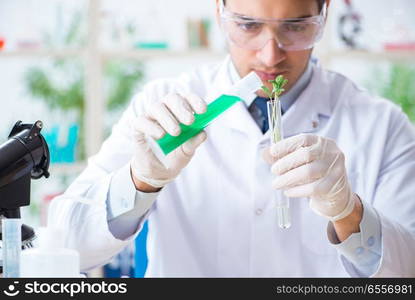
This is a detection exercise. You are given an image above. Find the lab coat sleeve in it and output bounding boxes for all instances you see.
[348,107,415,277]
[328,201,382,277]
[107,162,159,240]
[48,92,155,272]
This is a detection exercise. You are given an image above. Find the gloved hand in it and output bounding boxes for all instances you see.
[263,134,356,221]
[131,92,207,189]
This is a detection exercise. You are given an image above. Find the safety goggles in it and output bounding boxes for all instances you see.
[219,0,327,51]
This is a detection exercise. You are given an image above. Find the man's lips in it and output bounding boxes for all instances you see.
[255,70,288,81]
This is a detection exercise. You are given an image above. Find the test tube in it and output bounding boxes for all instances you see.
[267,99,291,229]
[2,218,22,277]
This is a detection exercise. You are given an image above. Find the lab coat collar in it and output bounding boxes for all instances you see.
[281,60,332,138]
[207,56,333,141]
[206,56,262,139]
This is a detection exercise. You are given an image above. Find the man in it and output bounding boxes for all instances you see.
[49,0,415,277]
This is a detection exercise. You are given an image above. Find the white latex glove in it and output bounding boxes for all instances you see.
[263,134,356,221]
[131,92,207,188]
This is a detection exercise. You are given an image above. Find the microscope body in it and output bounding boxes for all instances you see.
[0,121,50,251]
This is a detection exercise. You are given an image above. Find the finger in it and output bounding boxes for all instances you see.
[148,102,181,136]
[283,181,319,198]
[270,134,318,160]
[181,93,207,114]
[181,131,207,156]
[272,160,327,190]
[133,116,166,140]
[271,144,321,175]
[169,131,207,168]
[262,147,275,165]
[164,94,195,125]
[283,173,340,199]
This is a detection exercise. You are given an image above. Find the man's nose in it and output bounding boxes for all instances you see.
[256,39,286,67]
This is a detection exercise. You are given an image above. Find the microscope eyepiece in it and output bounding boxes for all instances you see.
[0,120,51,262]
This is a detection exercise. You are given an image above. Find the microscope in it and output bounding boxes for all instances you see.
[0,120,50,272]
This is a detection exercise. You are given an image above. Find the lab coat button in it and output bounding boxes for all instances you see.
[255,209,263,215]
[355,247,364,255]
[258,141,268,148]
[367,236,375,247]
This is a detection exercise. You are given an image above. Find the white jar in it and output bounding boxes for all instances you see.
[20,227,80,278]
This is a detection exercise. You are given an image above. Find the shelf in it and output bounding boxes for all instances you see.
[3,48,411,63]
[0,48,226,61]
[318,49,415,62]
[102,49,227,61]
[0,49,84,58]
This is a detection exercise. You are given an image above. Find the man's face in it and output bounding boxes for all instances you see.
[217,0,324,97]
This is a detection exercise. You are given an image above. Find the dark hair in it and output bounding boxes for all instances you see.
[223,0,326,13]
[317,0,326,12]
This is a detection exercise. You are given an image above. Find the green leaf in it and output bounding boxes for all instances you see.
[261,85,272,99]
[262,74,288,100]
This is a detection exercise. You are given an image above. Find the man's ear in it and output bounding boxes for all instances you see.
[215,0,221,27]
[324,0,331,21]
[325,0,331,13]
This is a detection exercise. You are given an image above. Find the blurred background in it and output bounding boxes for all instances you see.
[0,0,414,277]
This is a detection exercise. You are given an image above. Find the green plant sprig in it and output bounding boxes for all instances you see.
[261,75,288,143]
[261,75,288,101]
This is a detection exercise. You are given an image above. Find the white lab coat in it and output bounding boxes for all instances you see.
[49,57,415,277]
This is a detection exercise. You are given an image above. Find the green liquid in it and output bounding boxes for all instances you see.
[157,94,241,155]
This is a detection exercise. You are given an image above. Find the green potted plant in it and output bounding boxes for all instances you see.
[367,63,415,122]
[24,11,144,160]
